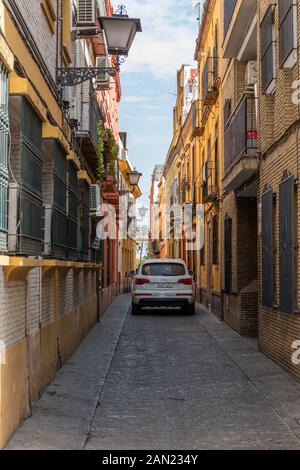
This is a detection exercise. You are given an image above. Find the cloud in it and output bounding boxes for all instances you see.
[113,0,199,78]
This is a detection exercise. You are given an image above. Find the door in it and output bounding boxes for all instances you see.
[207,221,213,307]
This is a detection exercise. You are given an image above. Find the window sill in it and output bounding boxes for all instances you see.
[41,0,56,35]
[264,78,276,96]
[281,49,297,70]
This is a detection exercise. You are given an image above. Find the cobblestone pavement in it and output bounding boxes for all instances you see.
[6,296,300,450]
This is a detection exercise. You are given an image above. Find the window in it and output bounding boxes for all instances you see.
[41,0,57,34]
[279,172,296,314]
[260,6,276,94]
[67,162,79,257]
[224,216,232,295]
[279,0,297,68]
[224,0,237,38]
[202,56,209,107]
[262,186,274,308]
[62,0,72,65]
[142,263,186,277]
[224,99,232,128]
[213,25,219,82]
[214,123,219,189]
[200,228,205,266]
[213,216,219,265]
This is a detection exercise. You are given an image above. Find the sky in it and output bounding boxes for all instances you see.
[115,0,200,206]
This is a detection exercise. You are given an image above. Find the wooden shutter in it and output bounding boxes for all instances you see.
[262,186,273,308]
[279,173,295,314]
[278,0,296,65]
[260,6,275,92]
[224,216,232,295]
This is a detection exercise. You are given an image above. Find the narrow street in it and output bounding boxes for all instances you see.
[6,295,300,451]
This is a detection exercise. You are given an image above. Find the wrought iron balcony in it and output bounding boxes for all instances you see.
[223,94,258,191]
[224,0,237,39]
[224,94,257,174]
[202,161,219,204]
[191,100,204,138]
[76,92,102,175]
[223,0,257,59]
[202,57,219,109]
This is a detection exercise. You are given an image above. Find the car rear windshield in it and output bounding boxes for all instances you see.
[141,263,186,277]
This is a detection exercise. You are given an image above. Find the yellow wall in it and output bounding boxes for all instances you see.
[0,295,97,448]
[195,0,223,296]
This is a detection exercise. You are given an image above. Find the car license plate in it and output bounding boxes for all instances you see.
[156,283,172,288]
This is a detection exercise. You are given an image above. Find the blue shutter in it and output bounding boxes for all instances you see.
[262,186,273,308]
[279,173,295,314]
[0,63,9,251]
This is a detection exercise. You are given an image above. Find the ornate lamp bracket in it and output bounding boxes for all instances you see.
[57,67,118,87]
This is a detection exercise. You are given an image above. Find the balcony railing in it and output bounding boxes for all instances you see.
[224,95,257,174]
[202,160,219,203]
[202,57,219,110]
[224,0,237,39]
[191,100,204,138]
[76,86,102,175]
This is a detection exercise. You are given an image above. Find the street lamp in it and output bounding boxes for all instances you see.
[139,206,148,219]
[127,169,142,187]
[100,5,142,58]
[57,4,142,87]
[118,168,142,196]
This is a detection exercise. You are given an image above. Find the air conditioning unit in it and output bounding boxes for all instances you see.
[77,0,96,25]
[90,184,101,214]
[62,87,70,106]
[246,61,258,87]
[76,0,97,35]
[95,57,110,90]
[69,97,79,121]
[43,205,53,256]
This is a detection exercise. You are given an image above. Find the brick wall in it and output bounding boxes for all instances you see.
[13,0,58,80]
[0,271,26,348]
[258,1,300,380]
[0,267,97,351]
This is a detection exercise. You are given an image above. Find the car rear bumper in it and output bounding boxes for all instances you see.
[132,293,195,306]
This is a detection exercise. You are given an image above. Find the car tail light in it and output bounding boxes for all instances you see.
[134,277,150,286]
[177,278,193,285]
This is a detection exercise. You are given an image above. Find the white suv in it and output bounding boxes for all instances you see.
[132,259,195,315]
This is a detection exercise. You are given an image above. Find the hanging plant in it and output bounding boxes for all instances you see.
[96,121,119,184]
[97,121,106,181]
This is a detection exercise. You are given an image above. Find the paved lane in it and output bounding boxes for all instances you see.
[6,296,300,450]
[85,306,300,450]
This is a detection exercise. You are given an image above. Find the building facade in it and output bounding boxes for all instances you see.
[118,133,141,293]
[257,0,300,381]
[150,164,164,257]
[163,65,198,267]
[194,0,223,318]
[221,0,259,335]
[0,0,139,447]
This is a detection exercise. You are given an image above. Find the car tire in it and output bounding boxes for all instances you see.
[185,303,196,315]
[132,303,141,315]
